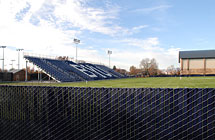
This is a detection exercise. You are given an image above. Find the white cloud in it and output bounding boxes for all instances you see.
[120,37,161,51]
[53,0,120,35]
[133,5,172,14]
[132,25,149,31]
[107,38,181,70]
[110,48,181,71]
[0,0,179,72]
[0,0,80,69]
[53,0,147,36]
[120,25,149,35]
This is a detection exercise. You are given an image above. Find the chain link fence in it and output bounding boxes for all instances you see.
[0,86,214,140]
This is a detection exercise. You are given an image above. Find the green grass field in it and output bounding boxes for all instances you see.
[1,77,215,88]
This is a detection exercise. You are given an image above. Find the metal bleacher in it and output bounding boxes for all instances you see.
[44,59,83,81]
[95,64,125,78]
[25,56,76,82]
[24,56,125,82]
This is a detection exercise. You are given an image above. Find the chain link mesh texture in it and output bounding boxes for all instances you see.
[0,86,214,140]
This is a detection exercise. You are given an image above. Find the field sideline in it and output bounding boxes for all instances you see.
[1,77,215,88]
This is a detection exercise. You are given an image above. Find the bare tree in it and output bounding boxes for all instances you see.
[167,65,180,75]
[129,66,142,75]
[139,58,150,75]
[139,58,158,76]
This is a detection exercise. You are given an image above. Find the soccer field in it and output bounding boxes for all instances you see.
[1,76,215,88]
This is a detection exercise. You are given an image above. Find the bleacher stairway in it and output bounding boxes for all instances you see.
[24,56,125,82]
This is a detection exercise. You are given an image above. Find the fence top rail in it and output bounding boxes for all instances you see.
[0,85,215,90]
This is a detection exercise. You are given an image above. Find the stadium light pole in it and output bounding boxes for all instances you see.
[107,50,112,68]
[16,49,24,70]
[0,46,6,72]
[10,60,15,69]
[74,38,80,63]
[11,60,16,69]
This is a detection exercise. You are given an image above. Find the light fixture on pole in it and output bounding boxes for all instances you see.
[0,46,6,72]
[74,38,80,63]
[16,48,24,70]
[10,60,15,70]
[107,50,112,68]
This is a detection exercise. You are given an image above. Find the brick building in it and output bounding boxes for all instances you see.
[179,50,215,75]
[10,69,30,81]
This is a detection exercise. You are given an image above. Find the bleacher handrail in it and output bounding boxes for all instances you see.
[23,52,109,67]
[23,52,75,61]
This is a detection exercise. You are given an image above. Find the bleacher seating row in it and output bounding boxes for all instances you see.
[24,56,125,82]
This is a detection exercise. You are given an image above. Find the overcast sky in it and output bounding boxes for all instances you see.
[0,0,215,70]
